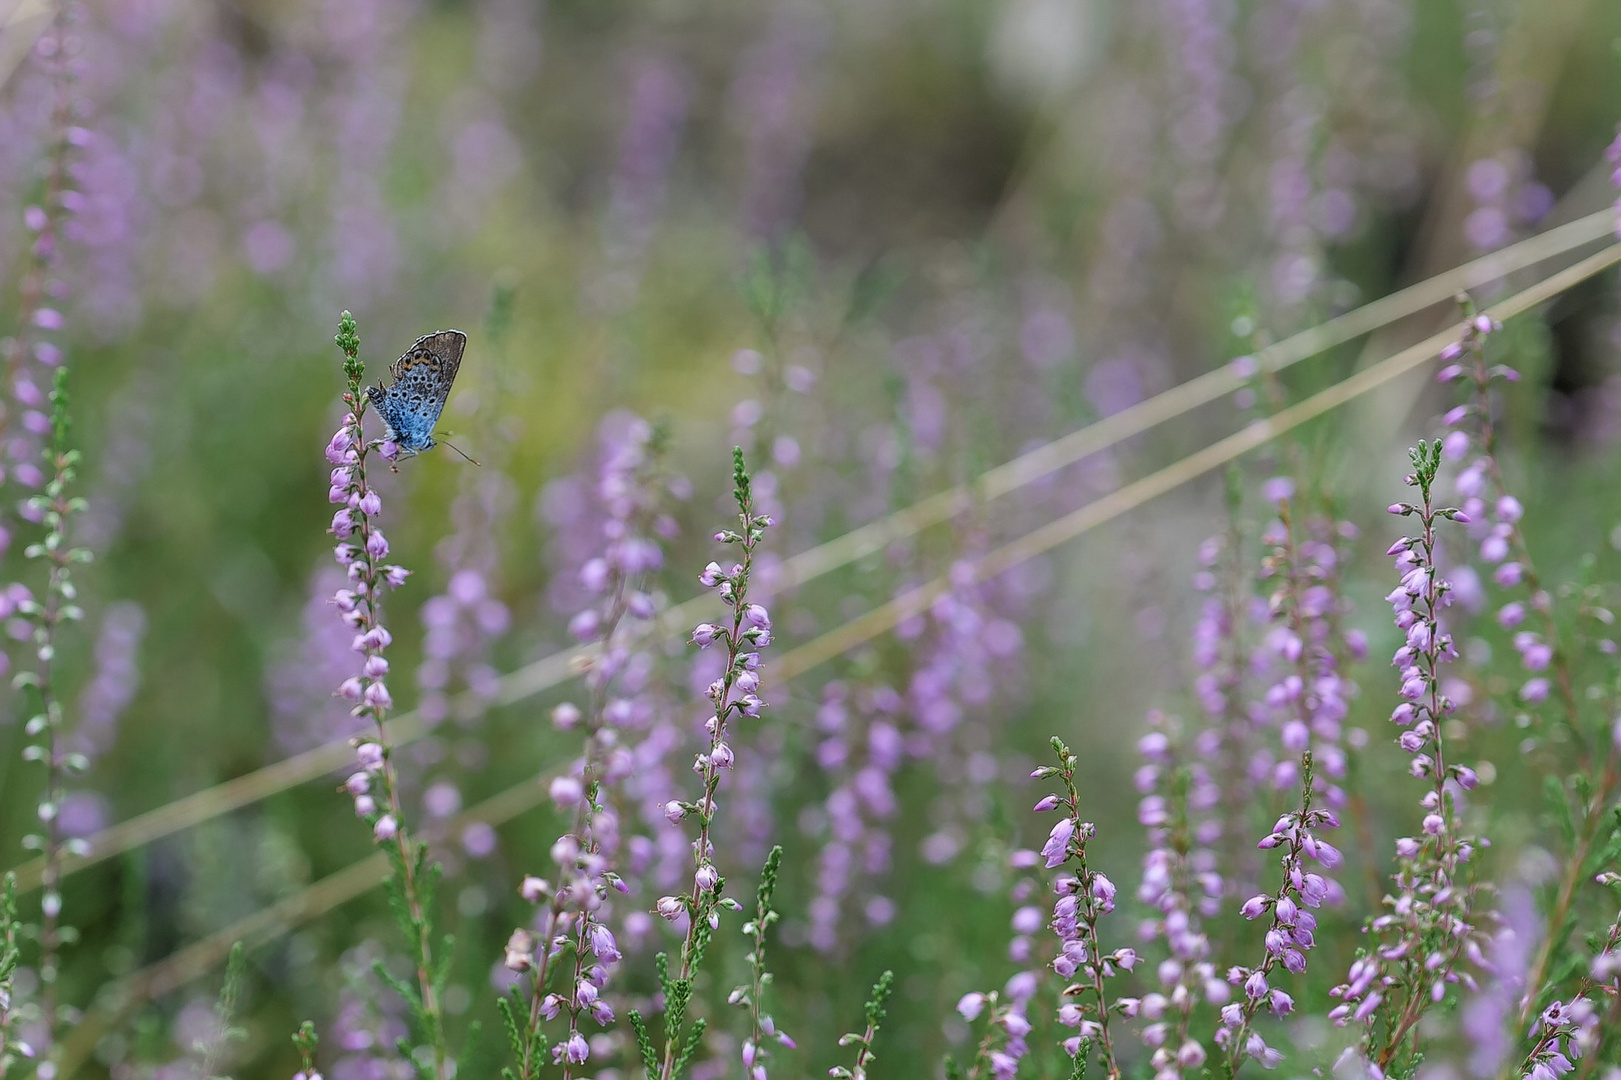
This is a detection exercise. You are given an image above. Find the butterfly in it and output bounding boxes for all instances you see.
[365,330,474,460]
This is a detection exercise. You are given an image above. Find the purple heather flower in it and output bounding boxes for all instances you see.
[1328,444,1490,1052]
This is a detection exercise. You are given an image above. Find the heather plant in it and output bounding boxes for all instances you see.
[828,969,894,1080]
[326,311,453,1080]
[1326,440,1488,1071]
[497,416,678,1077]
[629,448,779,1080]
[7,4,1621,1080]
[10,366,89,1077]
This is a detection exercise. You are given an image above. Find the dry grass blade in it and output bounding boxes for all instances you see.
[8,209,1615,896]
[56,245,1621,1071]
[782,243,1621,673]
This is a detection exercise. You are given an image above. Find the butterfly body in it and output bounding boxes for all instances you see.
[365,330,466,455]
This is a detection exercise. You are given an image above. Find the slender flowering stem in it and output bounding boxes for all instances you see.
[1438,310,1610,1034]
[633,447,774,1080]
[733,845,791,1080]
[830,970,893,1080]
[2,12,81,486]
[327,311,449,1080]
[1329,441,1487,1073]
[1566,897,1621,1080]
[1218,752,1336,1074]
[503,422,672,1078]
[1438,306,1580,740]
[1036,737,1126,1080]
[15,368,88,1072]
[1133,711,1225,1080]
[1190,507,1258,895]
[1257,499,1353,808]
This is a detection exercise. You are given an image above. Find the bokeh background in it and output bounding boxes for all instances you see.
[2,0,1621,1076]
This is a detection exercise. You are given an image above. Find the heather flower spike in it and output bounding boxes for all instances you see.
[1327,441,1488,1073]
[501,415,677,1080]
[14,367,90,1072]
[1216,751,1335,1074]
[1038,737,1124,1080]
[629,446,775,1080]
[734,846,792,1080]
[327,311,452,1080]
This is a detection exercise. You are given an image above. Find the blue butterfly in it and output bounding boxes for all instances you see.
[365,330,467,457]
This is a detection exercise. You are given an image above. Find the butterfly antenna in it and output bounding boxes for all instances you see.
[441,438,481,466]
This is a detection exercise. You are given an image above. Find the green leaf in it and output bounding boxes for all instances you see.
[629,1010,659,1080]
[865,970,895,1031]
[496,991,524,1062]
[673,1016,707,1080]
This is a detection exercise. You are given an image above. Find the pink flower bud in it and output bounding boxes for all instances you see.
[551,702,581,730]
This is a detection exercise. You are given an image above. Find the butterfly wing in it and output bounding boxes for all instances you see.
[383,330,466,450]
[390,330,466,394]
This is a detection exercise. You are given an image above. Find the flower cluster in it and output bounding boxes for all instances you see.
[327,407,413,843]
[324,942,411,1080]
[1520,998,1599,1080]
[954,987,1036,1080]
[1034,737,1128,1079]
[629,447,774,1080]
[807,679,904,952]
[417,562,511,727]
[947,851,1049,1080]
[502,855,619,1074]
[325,311,449,1080]
[11,367,90,1075]
[1133,711,1226,1079]
[2,15,84,520]
[907,558,1025,866]
[1438,308,1569,715]
[1189,528,1256,821]
[660,476,774,930]
[68,600,145,764]
[1506,885,1621,1080]
[1217,751,1338,1072]
[1253,498,1356,806]
[1329,440,1488,1074]
[499,419,678,1079]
